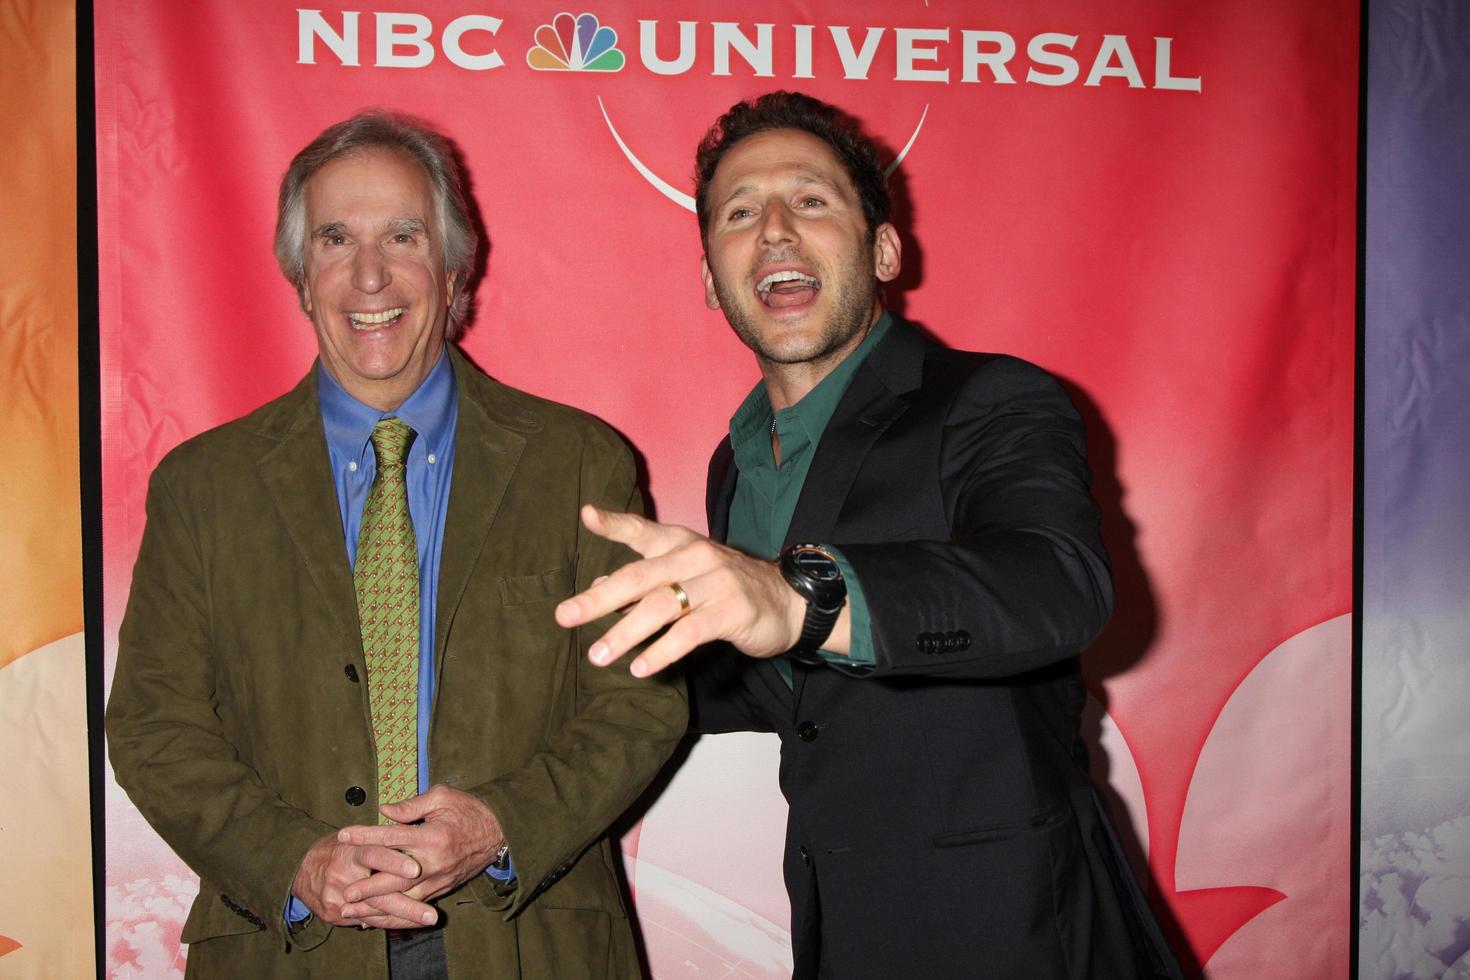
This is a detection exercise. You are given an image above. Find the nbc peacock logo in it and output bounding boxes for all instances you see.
[527,12,625,72]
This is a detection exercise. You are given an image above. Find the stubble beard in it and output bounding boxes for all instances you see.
[713,244,879,368]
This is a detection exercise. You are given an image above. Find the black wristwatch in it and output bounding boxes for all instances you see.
[778,544,847,653]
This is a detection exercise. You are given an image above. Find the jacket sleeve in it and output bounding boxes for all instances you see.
[834,356,1113,680]
[105,462,336,949]
[466,447,689,915]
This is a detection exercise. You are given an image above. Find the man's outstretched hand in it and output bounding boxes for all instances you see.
[555,505,845,677]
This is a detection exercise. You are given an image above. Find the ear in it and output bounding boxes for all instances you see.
[700,255,722,311]
[301,284,313,314]
[872,223,902,283]
[446,270,459,303]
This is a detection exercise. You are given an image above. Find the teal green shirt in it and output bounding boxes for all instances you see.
[726,314,891,687]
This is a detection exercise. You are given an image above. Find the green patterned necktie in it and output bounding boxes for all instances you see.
[355,418,419,821]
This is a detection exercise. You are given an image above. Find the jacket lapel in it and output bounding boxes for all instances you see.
[256,372,362,650]
[784,318,930,704]
[706,437,737,540]
[432,350,528,707]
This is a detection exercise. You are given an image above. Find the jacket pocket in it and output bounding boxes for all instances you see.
[498,563,575,605]
[932,807,1069,848]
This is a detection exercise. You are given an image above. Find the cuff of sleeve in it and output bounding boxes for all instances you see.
[285,895,312,924]
[822,547,874,667]
[485,852,516,882]
[283,895,331,950]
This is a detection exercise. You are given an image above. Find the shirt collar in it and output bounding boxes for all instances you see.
[729,311,892,467]
[317,347,457,460]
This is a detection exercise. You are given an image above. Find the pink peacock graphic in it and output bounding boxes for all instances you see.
[527,12,625,72]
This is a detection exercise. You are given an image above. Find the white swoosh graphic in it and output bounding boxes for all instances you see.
[885,103,928,177]
[599,97,930,213]
[599,96,696,211]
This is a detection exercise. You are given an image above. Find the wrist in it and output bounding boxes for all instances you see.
[777,544,848,655]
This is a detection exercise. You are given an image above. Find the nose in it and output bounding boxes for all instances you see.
[350,243,391,294]
[757,203,799,249]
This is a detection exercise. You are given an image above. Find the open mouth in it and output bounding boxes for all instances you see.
[755,270,821,309]
[347,308,405,331]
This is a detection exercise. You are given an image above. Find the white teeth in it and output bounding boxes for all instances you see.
[756,271,820,295]
[347,308,404,327]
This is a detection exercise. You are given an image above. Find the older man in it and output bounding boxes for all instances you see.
[558,92,1182,978]
[106,111,685,979]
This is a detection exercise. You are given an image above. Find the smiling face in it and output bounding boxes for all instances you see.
[301,147,457,411]
[701,128,900,378]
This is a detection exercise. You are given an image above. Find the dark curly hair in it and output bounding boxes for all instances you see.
[694,91,891,244]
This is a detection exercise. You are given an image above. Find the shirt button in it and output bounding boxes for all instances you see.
[796,721,819,742]
[344,664,359,683]
[345,786,366,806]
[348,460,358,473]
[426,453,437,464]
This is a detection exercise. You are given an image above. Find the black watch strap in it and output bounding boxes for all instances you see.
[779,544,847,653]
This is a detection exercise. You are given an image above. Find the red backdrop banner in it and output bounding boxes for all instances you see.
[98,2,1356,975]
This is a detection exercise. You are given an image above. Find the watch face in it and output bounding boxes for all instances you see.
[791,545,841,581]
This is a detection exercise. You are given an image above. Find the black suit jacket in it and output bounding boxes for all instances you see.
[692,318,1181,979]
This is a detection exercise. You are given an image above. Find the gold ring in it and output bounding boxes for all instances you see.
[668,582,691,617]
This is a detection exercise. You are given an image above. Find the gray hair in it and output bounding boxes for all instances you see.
[274,110,479,337]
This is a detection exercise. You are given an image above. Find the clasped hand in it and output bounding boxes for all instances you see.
[554,504,816,677]
[292,784,503,931]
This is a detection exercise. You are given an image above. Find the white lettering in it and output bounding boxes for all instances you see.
[793,24,814,79]
[1154,36,1202,92]
[895,28,949,82]
[961,30,1016,83]
[298,9,358,66]
[712,22,774,77]
[1085,35,1144,87]
[639,20,696,75]
[377,13,433,68]
[829,26,884,80]
[1026,33,1079,86]
[442,15,502,71]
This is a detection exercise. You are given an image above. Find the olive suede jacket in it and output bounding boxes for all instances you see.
[107,347,686,979]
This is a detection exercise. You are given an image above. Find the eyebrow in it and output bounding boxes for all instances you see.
[386,217,429,236]
[310,217,429,239]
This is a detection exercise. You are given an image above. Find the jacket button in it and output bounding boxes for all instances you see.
[915,633,930,654]
[345,786,366,806]
[799,846,811,867]
[956,630,971,650]
[796,721,819,742]
[344,664,359,682]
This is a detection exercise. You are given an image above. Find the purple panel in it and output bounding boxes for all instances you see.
[1361,0,1470,975]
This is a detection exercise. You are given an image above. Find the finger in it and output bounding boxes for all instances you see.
[585,581,693,667]
[378,793,436,825]
[560,545,694,630]
[351,843,422,879]
[342,871,419,903]
[629,611,708,678]
[581,505,696,558]
[347,914,426,930]
[338,824,422,851]
[341,892,438,927]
